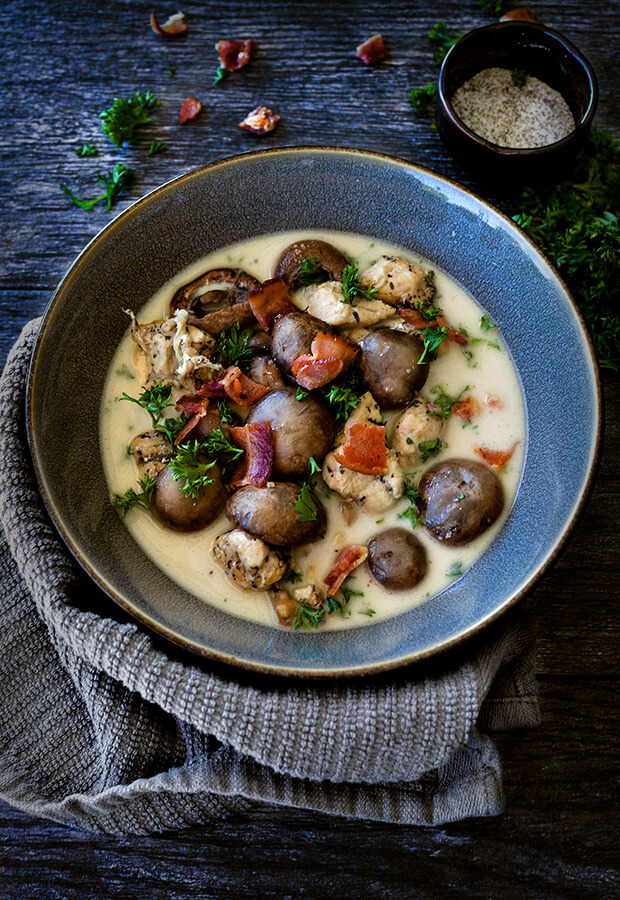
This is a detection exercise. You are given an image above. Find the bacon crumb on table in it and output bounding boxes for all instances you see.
[356,34,385,65]
[239,106,280,134]
[150,11,187,37]
[216,39,254,71]
[179,97,202,124]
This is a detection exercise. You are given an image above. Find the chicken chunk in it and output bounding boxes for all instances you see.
[130,430,173,480]
[359,256,435,307]
[321,391,405,514]
[292,584,323,609]
[127,308,222,389]
[212,529,288,591]
[297,282,394,327]
[267,588,298,627]
[391,399,444,466]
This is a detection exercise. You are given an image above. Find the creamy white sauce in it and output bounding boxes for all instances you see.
[100,230,526,631]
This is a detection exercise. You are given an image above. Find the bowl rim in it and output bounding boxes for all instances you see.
[27,145,603,678]
[437,21,599,157]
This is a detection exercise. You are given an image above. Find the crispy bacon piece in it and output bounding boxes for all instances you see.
[239,106,280,134]
[216,39,254,71]
[473,442,519,472]
[323,545,369,598]
[292,331,358,389]
[500,8,542,23]
[356,34,385,65]
[483,394,503,410]
[174,394,210,444]
[452,395,479,421]
[150,11,187,37]
[398,307,467,346]
[248,277,296,331]
[199,366,268,408]
[229,422,274,488]
[180,97,202,124]
[334,422,388,476]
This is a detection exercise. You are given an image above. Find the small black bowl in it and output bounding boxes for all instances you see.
[436,21,598,185]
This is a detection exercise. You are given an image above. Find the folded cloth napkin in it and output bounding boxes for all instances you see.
[0,320,539,835]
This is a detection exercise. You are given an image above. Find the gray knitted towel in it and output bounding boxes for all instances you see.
[0,319,539,835]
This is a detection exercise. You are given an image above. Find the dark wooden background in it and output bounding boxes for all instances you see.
[1,0,618,896]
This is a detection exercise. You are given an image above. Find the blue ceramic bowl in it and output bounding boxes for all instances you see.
[27,148,601,677]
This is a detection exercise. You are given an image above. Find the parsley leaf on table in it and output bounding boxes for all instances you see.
[428,21,462,66]
[410,84,438,117]
[100,91,161,148]
[61,164,133,212]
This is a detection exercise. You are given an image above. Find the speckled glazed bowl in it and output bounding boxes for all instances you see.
[27,148,601,678]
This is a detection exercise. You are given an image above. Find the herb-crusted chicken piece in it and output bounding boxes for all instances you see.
[212,528,288,590]
[358,256,435,307]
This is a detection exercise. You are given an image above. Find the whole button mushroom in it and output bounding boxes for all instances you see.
[226,482,326,547]
[270,310,330,378]
[360,329,428,408]
[152,463,227,532]
[367,527,428,590]
[418,458,504,546]
[246,387,335,477]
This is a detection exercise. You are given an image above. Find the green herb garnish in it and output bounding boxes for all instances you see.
[503,127,620,370]
[200,428,244,481]
[148,140,167,156]
[213,65,228,85]
[283,569,303,584]
[216,322,254,371]
[327,580,363,616]
[76,143,98,157]
[295,387,309,401]
[324,385,360,421]
[419,438,443,462]
[427,384,469,419]
[416,301,443,320]
[399,480,424,529]
[169,440,217,498]
[341,263,378,305]
[217,400,234,424]
[478,0,506,15]
[295,482,318,522]
[447,561,463,578]
[511,68,528,88]
[360,609,376,617]
[298,257,330,286]
[61,164,133,212]
[307,456,321,476]
[417,325,448,364]
[100,91,161,148]
[121,384,172,428]
[112,475,156,515]
[409,84,438,118]
[479,314,496,331]
[293,602,325,629]
[428,21,462,66]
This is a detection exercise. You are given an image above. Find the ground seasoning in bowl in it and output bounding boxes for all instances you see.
[451,67,575,149]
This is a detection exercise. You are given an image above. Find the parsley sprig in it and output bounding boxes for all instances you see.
[298,257,330,286]
[100,91,161,148]
[121,384,173,428]
[427,384,469,419]
[410,84,438,118]
[323,365,364,421]
[418,325,448,364]
[61,164,133,212]
[148,140,167,156]
[419,438,443,462]
[216,322,254,372]
[428,21,463,66]
[399,480,424,530]
[76,143,98,157]
[295,482,318,522]
[112,475,156,515]
[326,579,363,616]
[213,66,228,85]
[293,602,325,629]
[341,264,378,305]
[169,440,217,498]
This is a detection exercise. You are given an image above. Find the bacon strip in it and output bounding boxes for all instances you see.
[248,277,296,331]
[229,422,274,488]
[150,11,187,36]
[452,396,479,421]
[180,97,202,124]
[398,307,467,346]
[199,366,268,408]
[356,34,385,65]
[324,545,369,598]
[239,106,280,134]
[174,395,210,444]
[291,331,358,390]
[474,442,519,472]
[333,422,388,476]
[216,39,254,71]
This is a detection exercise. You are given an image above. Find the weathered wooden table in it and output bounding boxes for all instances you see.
[1,1,618,895]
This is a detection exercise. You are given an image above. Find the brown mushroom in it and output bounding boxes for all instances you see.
[367,528,427,590]
[226,482,326,547]
[152,463,227,532]
[270,310,330,378]
[170,267,261,334]
[275,240,349,289]
[360,329,428,408]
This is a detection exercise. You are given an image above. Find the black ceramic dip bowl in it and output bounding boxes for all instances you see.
[436,21,598,184]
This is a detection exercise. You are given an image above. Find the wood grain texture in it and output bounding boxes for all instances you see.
[0,0,618,896]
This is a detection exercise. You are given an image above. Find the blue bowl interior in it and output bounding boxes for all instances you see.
[28,148,600,676]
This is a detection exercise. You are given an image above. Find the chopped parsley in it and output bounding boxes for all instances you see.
[293,602,325,629]
[447,561,463,578]
[341,263,378,305]
[327,579,363,616]
[216,322,254,371]
[428,21,463,66]
[478,0,506,15]
[295,387,309,401]
[147,140,167,156]
[76,143,98,157]
[298,257,330,286]
[511,68,528,88]
[417,325,448,364]
[399,480,424,529]
[462,349,477,368]
[283,568,303,585]
[213,65,228,85]
[427,384,469,419]
[100,91,161,148]
[307,456,321,476]
[410,84,438,118]
[121,384,172,428]
[479,314,496,332]
[323,365,364,420]
[61,164,133,212]
[295,483,317,522]
[217,400,234,424]
[416,301,443,320]
[169,440,217,498]
[359,608,376,617]
[419,438,443,462]
[200,428,244,482]
[470,337,501,350]
[112,475,156,515]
